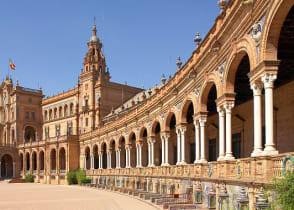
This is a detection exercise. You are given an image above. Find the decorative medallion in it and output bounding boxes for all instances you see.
[283,155,294,175]
[236,160,243,179]
[208,162,213,177]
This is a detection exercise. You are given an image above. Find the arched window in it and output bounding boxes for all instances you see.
[54,108,57,119]
[59,106,62,118]
[70,103,74,115]
[49,109,52,120]
[64,105,68,117]
[44,111,48,121]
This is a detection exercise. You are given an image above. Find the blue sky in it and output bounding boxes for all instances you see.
[0,0,220,96]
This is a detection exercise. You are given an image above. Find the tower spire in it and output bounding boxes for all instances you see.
[93,16,97,36]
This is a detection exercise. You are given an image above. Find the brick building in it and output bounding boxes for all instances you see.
[1,0,294,208]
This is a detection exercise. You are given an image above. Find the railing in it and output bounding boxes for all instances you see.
[33,170,37,174]
[51,170,56,174]
[60,169,66,174]
[86,153,294,183]
[40,170,44,174]
[0,143,16,148]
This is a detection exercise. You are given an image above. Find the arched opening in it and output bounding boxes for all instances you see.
[54,108,57,119]
[206,85,218,162]
[59,106,63,118]
[129,133,136,168]
[85,147,90,170]
[166,113,177,165]
[39,151,44,172]
[50,149,56,173]
[70,103,74,115]
[274,5,294,153]
[1,154,13,178]
[25,153,30,173]
[184,102,195,164]
[152,121,162,166]
[32,152,37,173]
[64,105,68,117]
[44,111,48,121]
[110,140,116,168]
[119,137,126,168]
[102,143,107,169]
[140,128,148,167]
[49,109,52,120]
[19,153,23,171]
[231,55,252,159]
[59,148,66,173]
[93,145,99,169]
[24,126,36,143]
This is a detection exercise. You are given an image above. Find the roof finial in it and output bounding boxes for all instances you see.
[93,16,97,36]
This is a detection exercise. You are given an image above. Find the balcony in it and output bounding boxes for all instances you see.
[86,152,293,184]
[50,170,56,174]
[0,143,16,148]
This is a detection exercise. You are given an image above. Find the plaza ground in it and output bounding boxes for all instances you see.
[0,183,157,210]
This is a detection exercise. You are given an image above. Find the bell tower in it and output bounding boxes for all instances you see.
[79,19,110,133]
[82,18,110,81]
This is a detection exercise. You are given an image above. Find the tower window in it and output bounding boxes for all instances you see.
[92,49,95,55]
[86,118,88,127]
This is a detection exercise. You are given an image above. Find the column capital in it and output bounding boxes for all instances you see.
[261,72,277,89]
[160,131,170,138]
[147,136,155,143]
[224,101,234,113]
[250,82,263,96]
[217,106,225,116]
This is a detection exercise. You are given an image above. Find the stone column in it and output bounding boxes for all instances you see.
[251,82,263,157]
[108,151,112,169]
[224,102,235,160]
[164,135,169,166]
[176,128,181,165]
[148,140,151,167]
[151,140,155,166]
[217,107,225,161]
[262,73,278,155]
[199,117,207,163]
[0,162,1,178]
[137,143,142,167]
[116,149,121,168]
[136,144,139,167]
[98,152,102,169]
[180,126,187,164]
[13,162,15,178]
[161,136,165,166]
[90,155,94,169]
[194,119,200,163]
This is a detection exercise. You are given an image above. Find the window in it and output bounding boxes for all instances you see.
[31,112,35,121]
[55,124,60,137]
[85,83,88,90]
[67,121,73,135]
[25,112,29,120]
[86,118,88,127]
[70,103,74,115]
[45,126,50,139]
[59,107,62,118]
[54,108,57,119]
[44,111,48,121]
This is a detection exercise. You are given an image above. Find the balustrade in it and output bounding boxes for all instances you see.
[85,153,294,183]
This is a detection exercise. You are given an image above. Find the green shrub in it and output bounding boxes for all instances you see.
[66,169,91,185]
[66,170,78,185]
[271,171,294,210]
[25,174,34,183]
[76,169,88,185]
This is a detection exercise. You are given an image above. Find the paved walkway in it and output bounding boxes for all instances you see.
[0,183,157,210]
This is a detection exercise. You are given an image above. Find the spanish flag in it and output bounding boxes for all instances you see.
[9,60,15,70]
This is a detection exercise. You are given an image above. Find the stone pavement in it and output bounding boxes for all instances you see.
[0,183,157,210]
